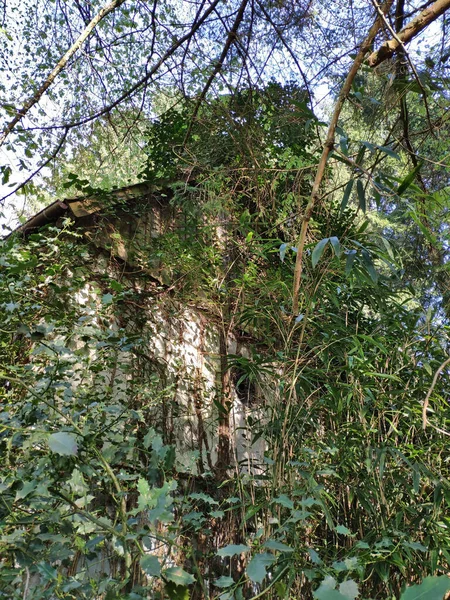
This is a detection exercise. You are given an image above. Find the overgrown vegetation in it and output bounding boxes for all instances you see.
[1,80,450,600]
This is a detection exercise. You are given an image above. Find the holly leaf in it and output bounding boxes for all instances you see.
[335,525,353,536]
[273,494,294,509]
[339,579,359,600]
[140,555,161,577]
[189,492,219,505]
[214,576,234,588]
[165,582,189,600]
[263,539,294,553]
[246,553,275,584]
[164,567,195,587]
[48,432,78,456]
[217,544,250,557]
[400,576,450,600]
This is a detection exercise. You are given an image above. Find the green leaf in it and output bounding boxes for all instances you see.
[102,293,113,305]
[329,236,341,258]
[339,136,349,156]
[355,144,366,166]
[361,140,376,153]
[165,582,189,600]
[214,576,235,588]
[273,494,294,509]
[400,576,450,600]
[48,432,78,456]
[339,580,359,600]
[345,250,357,275]
[16,480,37,500]
[312,238,329,268]
[335,525,353,535]
[397,162,423,195]
[308,548,322,564]
[361,249,378,283]
[110,280,123,292]
[377,145,400,160]
[356,180,366,212]
[279,243,288,262]
[137,477,152,509]
[164,567,195,586]
[403,541,427,552]
[246,553,276,584]
[314,576,349,600]
[217,544,250,557]
[381,237,395,260]
[140,555,161,577]
[340,180,354,213]
[189,492,219,505]
[37,562,58,581]
[314,588,349,600]
[263,539,294,553]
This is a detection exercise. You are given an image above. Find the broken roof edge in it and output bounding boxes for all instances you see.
[6,180,172,238]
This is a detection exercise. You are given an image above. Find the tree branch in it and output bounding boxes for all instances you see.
[6,0,224,135]
[183,0,249,142]
[0,128,69,203]
[367,0,450,67]
[291,0,394,314]
[0,0,128,147]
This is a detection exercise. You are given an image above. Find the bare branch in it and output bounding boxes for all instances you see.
[0,0,128,148]
[371,0,435,136]
[184,0,250,141]
[14,0,225,136]
[0,128,69,203]
[367,0,450,67]
[292,0,394,314]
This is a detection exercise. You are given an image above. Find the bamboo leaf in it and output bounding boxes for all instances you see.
[340,180,354,213]
[377,145,400,160]
[329,236,341,258]
[345,250,357,275]
[312,238,329,268]
[397,162,423,195]
[356,180,366,212]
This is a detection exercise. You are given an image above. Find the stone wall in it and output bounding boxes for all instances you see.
[61,186,265,475]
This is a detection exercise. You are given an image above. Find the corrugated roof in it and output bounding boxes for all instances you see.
[10,182,158,236]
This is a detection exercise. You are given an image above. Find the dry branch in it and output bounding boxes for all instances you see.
[367,0,450,67]
[0,0,127,148]
[291,0,394,314]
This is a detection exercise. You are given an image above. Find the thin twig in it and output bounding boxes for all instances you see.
[0,0,127,147]
[291,0,394,313]
[1,127,69,203]
[422,355,450,429]
[370,0,435,137]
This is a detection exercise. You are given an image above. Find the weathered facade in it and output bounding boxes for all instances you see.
[18,183,265,475]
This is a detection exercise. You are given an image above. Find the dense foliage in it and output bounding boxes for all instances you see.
[1,80,450,599]
[1,0,450,598]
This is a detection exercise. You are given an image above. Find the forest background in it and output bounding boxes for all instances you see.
[0,0,450,599]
